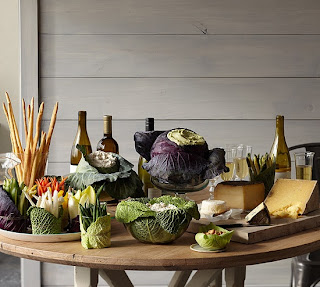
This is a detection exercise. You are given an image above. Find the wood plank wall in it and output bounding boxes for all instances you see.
[38,1,320,286]
[39,0,320,176]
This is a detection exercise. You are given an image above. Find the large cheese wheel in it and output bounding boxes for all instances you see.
[214,181,265,210]
[264,179,319,219]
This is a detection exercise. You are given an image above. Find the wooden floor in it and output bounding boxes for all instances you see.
[41,259,292,287]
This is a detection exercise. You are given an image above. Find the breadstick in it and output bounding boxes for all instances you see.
[22,99,28,141]
[5,92,23,154]
[29,132,46,188]
[23,98,34,185]
[45,102,58,153]
[32,102,44,154]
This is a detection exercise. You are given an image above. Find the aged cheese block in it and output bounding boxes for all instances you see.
[245,202,271,225]
[214,181,265,210]
[264,179,320,219]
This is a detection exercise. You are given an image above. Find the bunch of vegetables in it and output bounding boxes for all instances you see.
[246,153,276,196]
[35,176,67,196]
[115,195,200,244]
[79,196,111,249]
[66,145,144,199]
[134,128,228,186]
[79,200,108,232]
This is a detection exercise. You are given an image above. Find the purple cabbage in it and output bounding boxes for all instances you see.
[0,186,26,232]
[134,128,228,185]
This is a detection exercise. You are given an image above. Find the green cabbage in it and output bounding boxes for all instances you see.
[115,195,200,244]
[28,207,62,235]
[195,223,234,250]
[66,146,144,200]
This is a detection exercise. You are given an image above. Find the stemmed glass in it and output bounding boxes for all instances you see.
[221,147,236,181]
[234,145,252,181]
[208,175,220,200]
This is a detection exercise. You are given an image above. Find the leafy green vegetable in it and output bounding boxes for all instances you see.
[195,223,234,250]
[79,200,108,232]
[115,195,199,244]
[66,147,144,199]
[80,215,111,249]
[28,206,62,234]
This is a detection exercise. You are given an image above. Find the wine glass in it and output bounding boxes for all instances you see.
[208,175,220,200]
[221,147,236,181]
[234,145,252,181]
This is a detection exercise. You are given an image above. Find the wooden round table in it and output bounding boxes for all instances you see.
[0,219,320,287]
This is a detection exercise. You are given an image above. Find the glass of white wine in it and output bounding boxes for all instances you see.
[294,152,315,180]
[234,145,252,181]
[221,147,236,181]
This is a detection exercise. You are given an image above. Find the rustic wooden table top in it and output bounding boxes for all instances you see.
[0,189,320,271]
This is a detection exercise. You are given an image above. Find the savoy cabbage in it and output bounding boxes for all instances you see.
[115,195,200,244]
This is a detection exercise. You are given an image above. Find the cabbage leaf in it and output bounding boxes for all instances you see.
[115,195,199,234]
[66,148,144,200]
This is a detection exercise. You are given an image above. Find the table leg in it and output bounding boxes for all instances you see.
[169,271,192,287]
[209,271,222,287]
[225,266,246,287]
[185,269,223,287]
[74,266,98,287]
[99,269,134,287]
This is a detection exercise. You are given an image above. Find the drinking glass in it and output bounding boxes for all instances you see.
[294,152,315,180]
[234,145,252,181]
[221,147,236,181]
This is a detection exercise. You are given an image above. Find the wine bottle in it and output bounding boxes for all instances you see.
[70,111,92,173]
[138,118,154,195]
[97,115,119,154]
[270,115,291,181]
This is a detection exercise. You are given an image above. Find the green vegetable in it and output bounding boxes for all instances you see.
[66,146,144,200]
[195,223,234,251]
[247,153,276,197]
[3,178,21,206]
[27,206,62,234]
[80,215,111,249]
[79,200,108,232]
[115,195,200,244]
[3,178,29,216]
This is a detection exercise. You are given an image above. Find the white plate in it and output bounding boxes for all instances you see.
[0,228,81,243]
[190,244,226,253]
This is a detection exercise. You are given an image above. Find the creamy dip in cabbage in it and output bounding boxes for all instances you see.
[167,128,206,146]
[146,202,177,212]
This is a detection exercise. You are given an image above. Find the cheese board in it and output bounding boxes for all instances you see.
[188,208,320,244]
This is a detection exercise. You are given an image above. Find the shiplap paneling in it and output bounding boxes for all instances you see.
[40,35,320,78]
[38,0,320,286]
[40,78,320,120]
[40,0,320,35]
[44,119,320,176]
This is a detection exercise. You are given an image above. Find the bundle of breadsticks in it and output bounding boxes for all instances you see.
[2,92,58,188]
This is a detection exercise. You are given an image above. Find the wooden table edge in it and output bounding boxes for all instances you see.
[1,227,320,271]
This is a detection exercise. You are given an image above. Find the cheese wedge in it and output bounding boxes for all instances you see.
[264,179,319,219]
[245,202,271,225]
[214,181,265,210]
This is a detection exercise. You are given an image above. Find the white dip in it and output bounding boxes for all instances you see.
[147,202,177,212]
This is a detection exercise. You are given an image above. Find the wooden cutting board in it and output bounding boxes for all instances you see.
[188,208,320,244]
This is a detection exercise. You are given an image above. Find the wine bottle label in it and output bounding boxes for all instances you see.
[70,164,77,173]
[274,171,291,182]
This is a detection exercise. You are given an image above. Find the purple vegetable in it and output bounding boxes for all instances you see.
[134,128,228,185]
[0,186,26,232]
